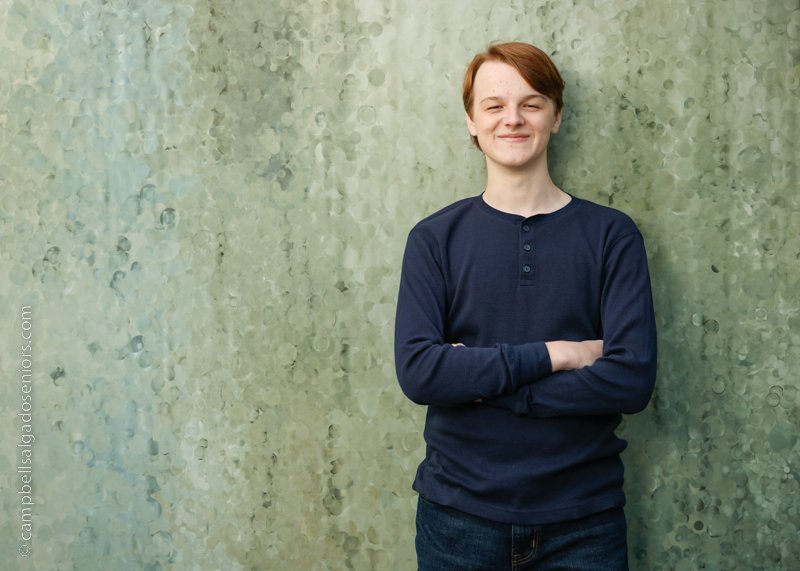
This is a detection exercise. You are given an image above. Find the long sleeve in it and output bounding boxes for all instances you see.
[394,195,656,525]
[394,226,552,406]
[484,231,657,417]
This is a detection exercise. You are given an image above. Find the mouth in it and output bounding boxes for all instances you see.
[499,134,530,142]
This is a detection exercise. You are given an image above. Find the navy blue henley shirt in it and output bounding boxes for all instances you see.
[394,193,657,524]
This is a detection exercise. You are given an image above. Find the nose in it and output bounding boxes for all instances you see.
[504,105,524,125]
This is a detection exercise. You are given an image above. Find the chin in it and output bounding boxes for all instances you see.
[489,154,537,168]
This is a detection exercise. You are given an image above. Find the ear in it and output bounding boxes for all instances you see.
[465,112,478,137]
[551,109,563,134]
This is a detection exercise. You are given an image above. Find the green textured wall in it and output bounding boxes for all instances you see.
[1,0,798,569]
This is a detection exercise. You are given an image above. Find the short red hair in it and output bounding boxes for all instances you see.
[463,42,565,149]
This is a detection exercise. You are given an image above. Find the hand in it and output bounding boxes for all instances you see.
[545,340,603,372]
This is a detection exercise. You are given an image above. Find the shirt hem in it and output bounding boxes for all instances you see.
[413,480,625,526]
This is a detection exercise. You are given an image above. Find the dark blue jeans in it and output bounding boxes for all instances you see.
[416,495,628,570]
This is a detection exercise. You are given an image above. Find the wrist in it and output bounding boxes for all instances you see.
[545,341,569,372]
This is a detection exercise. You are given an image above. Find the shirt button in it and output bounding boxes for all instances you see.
[522,225,530,232]
[523,243,532,252]
[522,265,531,273]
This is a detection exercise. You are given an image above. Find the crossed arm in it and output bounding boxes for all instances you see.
[452,340,603,372]
[394,229,657,417]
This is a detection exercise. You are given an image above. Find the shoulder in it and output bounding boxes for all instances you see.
[570,196,641,242]
[407,196,479,241]
[413,196,477,229]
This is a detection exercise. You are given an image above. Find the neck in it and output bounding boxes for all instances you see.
[482,161,569,218]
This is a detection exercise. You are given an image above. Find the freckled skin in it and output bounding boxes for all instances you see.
[465,61,562,177]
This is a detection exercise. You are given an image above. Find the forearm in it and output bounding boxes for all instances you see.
[484,325,656,418]
[545,340,604,372]
[483,344,657,417]
[395,338,551,406]
[404,338,602,406]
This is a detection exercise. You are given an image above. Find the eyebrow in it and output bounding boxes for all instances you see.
[479,94,547,104]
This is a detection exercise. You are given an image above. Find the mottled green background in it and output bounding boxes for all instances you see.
[1,0,798,569]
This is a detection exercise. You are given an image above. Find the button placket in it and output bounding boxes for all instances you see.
[520,221,535,282]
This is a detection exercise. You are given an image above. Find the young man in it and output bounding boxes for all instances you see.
[394,42,657,570]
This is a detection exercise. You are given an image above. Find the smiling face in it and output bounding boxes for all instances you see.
[466,60,562,173]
